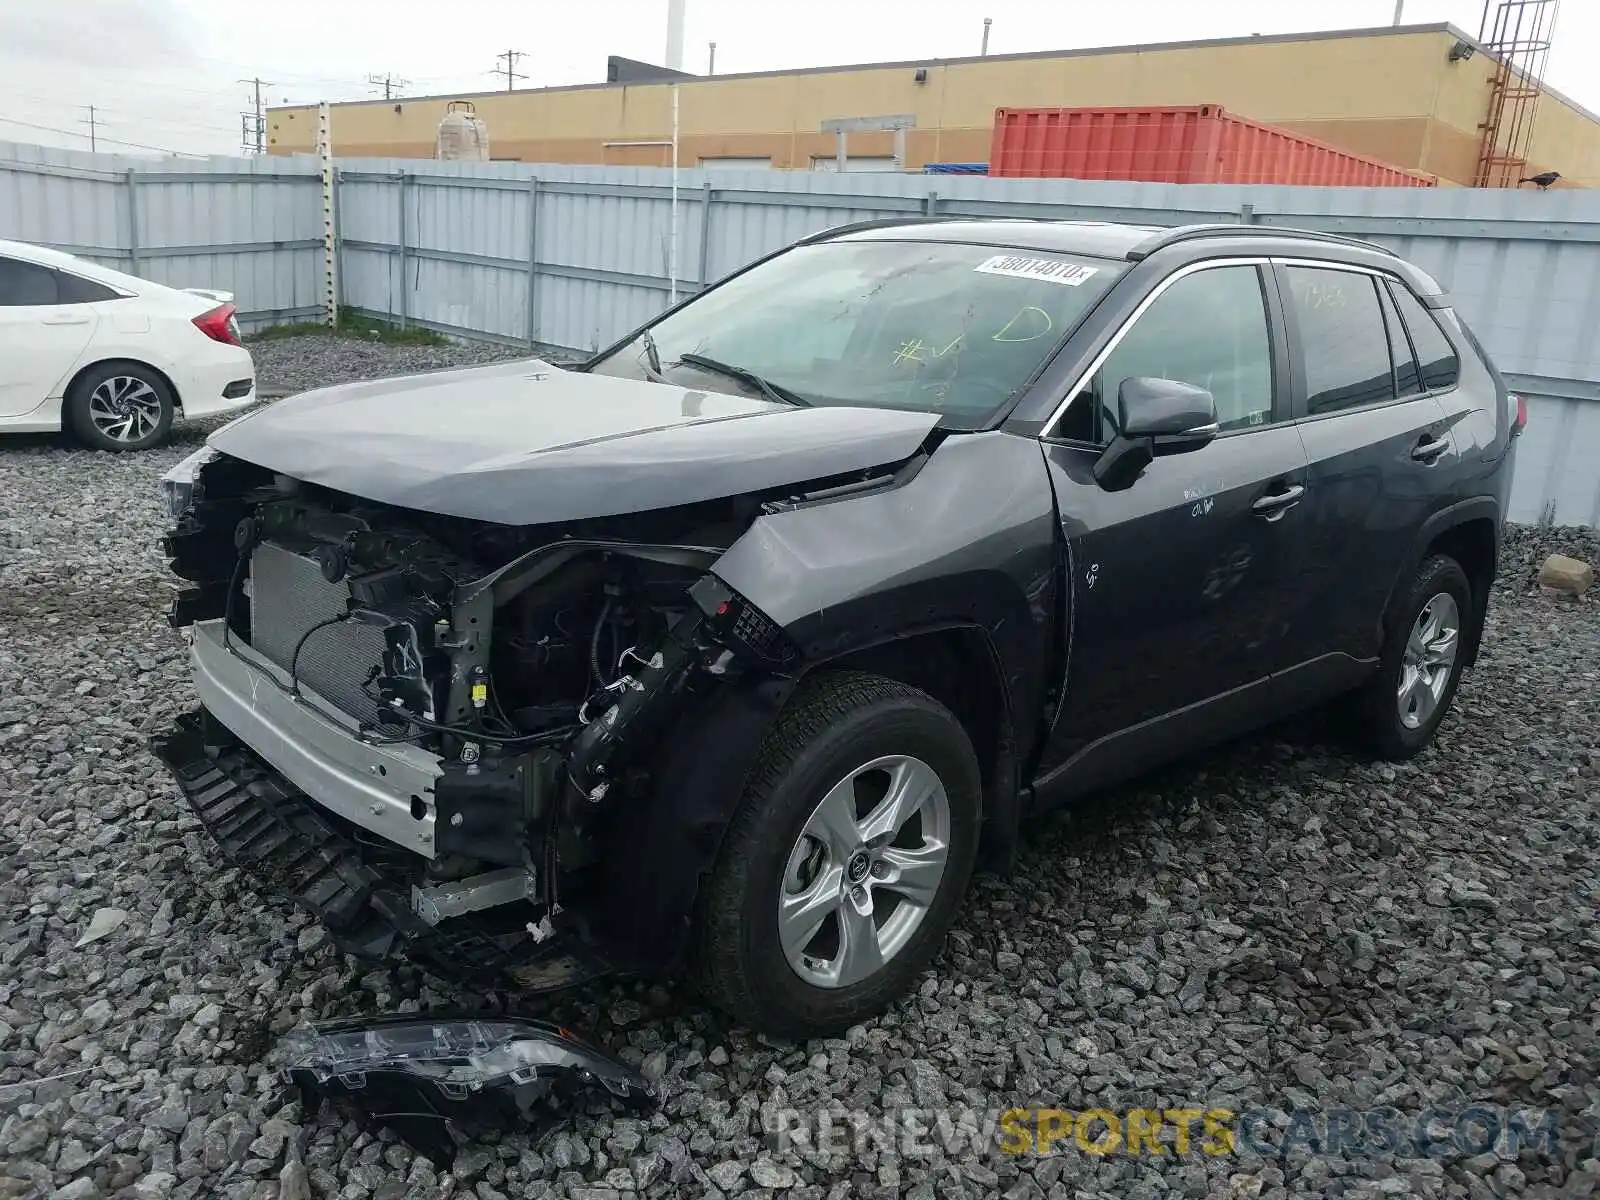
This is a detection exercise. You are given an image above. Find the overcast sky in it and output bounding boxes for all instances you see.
[1,0,1594,158]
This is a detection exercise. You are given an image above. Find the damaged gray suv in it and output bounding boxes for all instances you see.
[155,219,1520,1037]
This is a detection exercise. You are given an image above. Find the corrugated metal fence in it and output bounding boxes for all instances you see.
[0,141,323,331]
[2,142,1597,525]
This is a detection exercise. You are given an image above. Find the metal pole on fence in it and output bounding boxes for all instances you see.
[525,175,541,349]
[669,84,680,306]
[318,101,338,329]
[124,170,141,275]
[698,179,714,285]
[397,172,410,330]
[332,167,346,312]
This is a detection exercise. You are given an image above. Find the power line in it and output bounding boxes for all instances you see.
[493,49,528,91]
[366,72,411,100]
[238,77,275,155]
[5,88,253,136]
[0,115,200,157]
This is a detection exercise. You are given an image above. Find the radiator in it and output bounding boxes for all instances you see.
[249,541,391,728]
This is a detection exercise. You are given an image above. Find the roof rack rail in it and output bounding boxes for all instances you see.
[1126,223,1396,262]
[798,215,955,245]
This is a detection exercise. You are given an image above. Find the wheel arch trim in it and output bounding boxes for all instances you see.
[64,356,182,411]
[1382,496,1501,665]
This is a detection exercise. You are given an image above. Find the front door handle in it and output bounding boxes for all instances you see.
[1411,434,1451,463]
[42,312,91,326]
[1251,483,1306,520]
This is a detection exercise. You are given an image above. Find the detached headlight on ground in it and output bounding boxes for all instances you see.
[160,446,218,522]
[277,1015,658,1168]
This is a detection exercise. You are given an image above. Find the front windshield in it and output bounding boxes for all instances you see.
[588,238,1124,426]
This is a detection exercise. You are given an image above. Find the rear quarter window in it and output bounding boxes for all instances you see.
[1387,283,1461,391]
[55,272,123,303]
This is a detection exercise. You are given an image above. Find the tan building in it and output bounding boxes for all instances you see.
[267,23,1600,187]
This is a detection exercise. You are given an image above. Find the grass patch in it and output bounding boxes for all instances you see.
[246,309,449,347]
[247,321,327,341]
[337,309,450,346]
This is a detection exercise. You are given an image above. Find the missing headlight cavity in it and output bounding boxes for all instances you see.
[278,1015,658,1168]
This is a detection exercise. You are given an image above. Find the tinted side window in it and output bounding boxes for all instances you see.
[1073,265,1274,441]
[1387,283,1460,391]
[1284,266,1395,415]
[1378,282,1422,397]
[56,272,121,303]
[0,257,60,306]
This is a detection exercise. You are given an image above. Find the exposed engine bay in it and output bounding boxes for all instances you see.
[155,448,817,987]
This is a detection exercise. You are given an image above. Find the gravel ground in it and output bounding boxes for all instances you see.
[2,337,1598,1200]
[249,333,529,398]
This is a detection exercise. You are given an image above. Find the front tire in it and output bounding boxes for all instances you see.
[1351,554,1473,761]
[694,672,981,1038]
[65,362,175,451]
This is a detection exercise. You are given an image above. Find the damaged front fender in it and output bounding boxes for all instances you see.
[279,1015,658,1168]
[708,430,1059,761]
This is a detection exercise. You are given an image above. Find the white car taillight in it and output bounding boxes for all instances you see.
[193,303,242,347]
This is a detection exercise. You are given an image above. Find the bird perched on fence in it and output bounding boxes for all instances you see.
[1520,170,1561,189]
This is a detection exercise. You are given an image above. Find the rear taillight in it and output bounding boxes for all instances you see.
[1510,393,1528,437]
[193,303,241,347]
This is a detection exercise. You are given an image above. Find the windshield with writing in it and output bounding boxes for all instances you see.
[587,239,1124,426]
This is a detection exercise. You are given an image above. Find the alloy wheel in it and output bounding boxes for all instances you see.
[1397,591,1460,730]
[777,754,950,989]
[87,376,164,443]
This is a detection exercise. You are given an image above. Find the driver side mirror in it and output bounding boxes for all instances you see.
[1093,377,1219,492]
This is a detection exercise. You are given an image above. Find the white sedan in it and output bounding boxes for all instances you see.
[0,238,258,451]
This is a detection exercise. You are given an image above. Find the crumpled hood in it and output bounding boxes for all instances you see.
[209,358,941,524]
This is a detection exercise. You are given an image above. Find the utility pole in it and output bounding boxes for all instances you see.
[78,105,100,152]
[494,49,528,91]
[238,77,274,154]
[981,17,993,55]
[366,72,411,100]
[708,41,717,75]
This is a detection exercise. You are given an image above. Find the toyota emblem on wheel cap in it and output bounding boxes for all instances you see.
[846,851,871,884]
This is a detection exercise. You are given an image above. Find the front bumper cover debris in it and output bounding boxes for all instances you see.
[150,709,610,989]
[279,1015,658,1166]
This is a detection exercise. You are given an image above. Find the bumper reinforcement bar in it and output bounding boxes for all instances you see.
[151,709,610,990]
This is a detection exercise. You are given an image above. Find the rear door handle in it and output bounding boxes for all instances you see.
[1251,483,1305,519]
[42,312,91,325]
[1411,434,1451,463]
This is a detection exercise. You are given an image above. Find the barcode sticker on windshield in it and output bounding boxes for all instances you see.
[974,255,1099,286]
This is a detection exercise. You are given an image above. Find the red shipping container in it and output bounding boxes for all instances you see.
[989,104,1436,187]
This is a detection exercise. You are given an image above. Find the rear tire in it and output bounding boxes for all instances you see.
[693,671,981,1039]
[1350,554,1473,761]
[65,362,175,452]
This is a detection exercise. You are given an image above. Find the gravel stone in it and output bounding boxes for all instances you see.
[80,999,113,1032]
[753,1158,799,1188]
[191,1003,221,1029]
[131,1173,178,1200]
[706,1160,747,1190]
[7,1118,49,1154]
[56,1140,96,1173]
[3,337,1597,1199]
[277,1161,310,1200]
